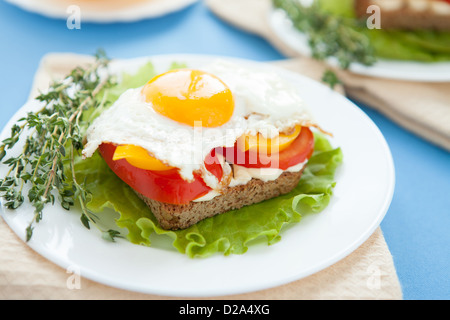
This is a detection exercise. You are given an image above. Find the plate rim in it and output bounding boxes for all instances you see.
[4,0,199,23]
[0,53,396,297]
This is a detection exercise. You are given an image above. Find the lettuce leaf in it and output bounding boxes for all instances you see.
[75,62,343,258]
[317,0,450,62]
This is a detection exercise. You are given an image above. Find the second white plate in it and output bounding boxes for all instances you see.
[269,8,450,82]
[0,54,395,297]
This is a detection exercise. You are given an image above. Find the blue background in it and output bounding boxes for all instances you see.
[0,1,448,300]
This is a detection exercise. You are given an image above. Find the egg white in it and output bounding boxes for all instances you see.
[202,60,314,138]
[82,60,314,191]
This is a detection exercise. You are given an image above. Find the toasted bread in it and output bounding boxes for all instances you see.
[137,169,304,230]
[355,0,450,30]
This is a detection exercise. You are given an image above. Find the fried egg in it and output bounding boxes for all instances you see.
[82,60,314,191]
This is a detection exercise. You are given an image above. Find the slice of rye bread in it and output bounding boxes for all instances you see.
[355,0,450,30]
[137,169,305,230]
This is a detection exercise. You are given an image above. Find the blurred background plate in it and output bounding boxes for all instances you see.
[4,0,198,23]
[269,8,450,83]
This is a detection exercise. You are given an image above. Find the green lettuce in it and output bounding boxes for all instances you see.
[75,62,343,258]
[317,0,450,62]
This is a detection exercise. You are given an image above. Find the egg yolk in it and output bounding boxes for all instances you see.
[142,69,234,128]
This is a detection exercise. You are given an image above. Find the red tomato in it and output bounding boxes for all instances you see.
[217,127,314,170]
[98,143,223,205]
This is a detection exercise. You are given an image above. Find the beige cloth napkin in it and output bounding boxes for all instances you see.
[206,0,450,152]
[0,53,402,300]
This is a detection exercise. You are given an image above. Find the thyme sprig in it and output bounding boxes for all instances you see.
[0,51,120,242]
[273,0,377,68]
[273,0,377,88]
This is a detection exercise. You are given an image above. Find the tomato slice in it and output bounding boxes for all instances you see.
[98,143,223,205]
[217,127,314,170]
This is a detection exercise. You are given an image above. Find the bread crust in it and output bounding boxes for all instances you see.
[137,170,304,230]
[355,0,450,30]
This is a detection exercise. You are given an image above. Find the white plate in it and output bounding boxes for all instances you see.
[0,54,395,297]
[5,0,198,23]
[269,8,450,82]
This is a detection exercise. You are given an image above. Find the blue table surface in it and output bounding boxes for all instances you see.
[0,1,448,300]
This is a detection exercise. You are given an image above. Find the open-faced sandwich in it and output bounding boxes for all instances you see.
[82,60,321,230]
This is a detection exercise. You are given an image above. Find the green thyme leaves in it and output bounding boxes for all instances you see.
[273,0,377,69]
[0,51,121,242]
[272,0,378,88]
